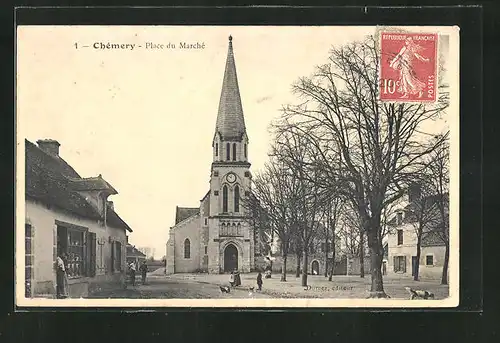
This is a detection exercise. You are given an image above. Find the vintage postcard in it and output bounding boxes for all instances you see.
[15,25,459,308]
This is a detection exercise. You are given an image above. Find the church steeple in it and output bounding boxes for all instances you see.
[214,35,247,142]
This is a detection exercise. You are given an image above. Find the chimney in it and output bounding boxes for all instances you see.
[107,200,114,211]
[37,139,60,157]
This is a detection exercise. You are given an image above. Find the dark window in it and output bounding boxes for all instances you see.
[232,143,236,161]
[215,143,218,157]
[426,255,434,266]
[204,218,208,225]
[67,229,85,277]
[226,143,230,161]
[397,230,403,245]
[184,239,191,259]
[25,224,33,298]
[393,256,407,273]
[396,212,403,225]
[244,171,250,177]
[234,186,240,212]
[222,186,228,213]
[244,144,247,158]
[204,246,208,255]
[214,171,219,177]
[214,190,219,196]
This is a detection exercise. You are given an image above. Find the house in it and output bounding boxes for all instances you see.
[165,36,256,274]
[24,139,132,298]
[386,186,449,280]
[126,237,147,268]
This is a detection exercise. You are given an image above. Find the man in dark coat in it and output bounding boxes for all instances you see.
[257,271,263,291]
[139,260,148,284]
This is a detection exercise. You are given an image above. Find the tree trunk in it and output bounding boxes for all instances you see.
[324,238,329,277]
[295,252,301,277]
[301,246,308,287]
[414,233,422,281]
[441,240,449,285]
[328,244,335,281]
[367,230,388,298]
[359,231,365,278]
[281,255,287,282]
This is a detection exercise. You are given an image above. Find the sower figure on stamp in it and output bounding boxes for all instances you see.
[389,37,430,99]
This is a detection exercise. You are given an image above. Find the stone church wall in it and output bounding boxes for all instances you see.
[173,214,202,273]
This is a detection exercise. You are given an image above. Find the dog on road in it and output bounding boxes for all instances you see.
[405,287,435,300]
[220,285,231,293]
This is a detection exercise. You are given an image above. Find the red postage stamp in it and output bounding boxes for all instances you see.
[380,32,438,102]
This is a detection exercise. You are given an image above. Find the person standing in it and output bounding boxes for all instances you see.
[129,261,136,287]
[56,252,68,299]
[139,260,148,285]
[229,271,235,287]
[257,271,263,291]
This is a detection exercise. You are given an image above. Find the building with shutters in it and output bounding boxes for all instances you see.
[24,138,132,298]
[165,36,258,274]
[386,186,449,280]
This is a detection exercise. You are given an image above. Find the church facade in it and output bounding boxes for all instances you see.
[166,36,257,274]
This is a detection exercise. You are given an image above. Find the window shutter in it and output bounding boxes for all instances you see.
[111,241,115,273]
[86,232,96,277]
[393,256,397,272]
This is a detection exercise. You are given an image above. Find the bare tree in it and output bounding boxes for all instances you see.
[242,154,300,282]
[425,134,450,284]
[273,131,327,287]
[275,36,449,297]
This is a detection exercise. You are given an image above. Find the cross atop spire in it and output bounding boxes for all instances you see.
[214,35,246,141]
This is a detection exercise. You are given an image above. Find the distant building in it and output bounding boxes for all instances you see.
[126,237,147,267]
[137,247,155,259]
[24,139,132,298]
[386,186,449,280]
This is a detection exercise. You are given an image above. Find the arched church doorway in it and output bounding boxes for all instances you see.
[311,260,320,275]
[224,244,238,272]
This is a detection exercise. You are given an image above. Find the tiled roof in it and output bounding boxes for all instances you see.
[25,139,132,232]
[175,206,200,224]
[126,244,147,258]
[214,36,247,141]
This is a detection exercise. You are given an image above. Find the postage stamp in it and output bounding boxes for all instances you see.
[15,25,459,308]
[380,32,438,102]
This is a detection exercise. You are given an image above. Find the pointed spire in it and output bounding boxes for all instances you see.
[215,35,246,141]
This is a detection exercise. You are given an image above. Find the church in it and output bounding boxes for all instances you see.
[165,36,258,274]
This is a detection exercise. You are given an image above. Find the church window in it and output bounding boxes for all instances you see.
[234,185,240,212]
[204,218,208,225]
[226,143,230,161]
[244,144,247,158]
[184,239,191,259]
[214,171,219,177]
[204,246,208,255]
[232,143,236,161]
[244,171,250,177]
[215,143,219,157]
[214,190,219,196]
[222,186,228,213]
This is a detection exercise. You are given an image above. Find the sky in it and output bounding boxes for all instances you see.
[17,26,456,259]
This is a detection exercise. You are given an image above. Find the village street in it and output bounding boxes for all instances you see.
[86,272,449,300]
[87,274,273,299]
